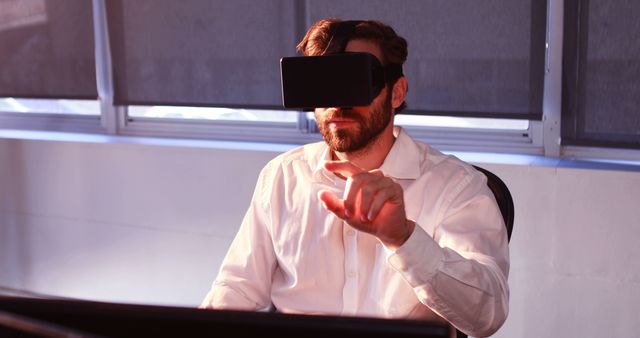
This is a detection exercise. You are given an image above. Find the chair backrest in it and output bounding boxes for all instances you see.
[455,166,514,338]
[472,165,514,242]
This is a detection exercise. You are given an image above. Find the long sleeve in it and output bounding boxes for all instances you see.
[387,169,510,337]
[200,165,278,311]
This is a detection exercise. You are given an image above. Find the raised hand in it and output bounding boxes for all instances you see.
[318,160,415,250]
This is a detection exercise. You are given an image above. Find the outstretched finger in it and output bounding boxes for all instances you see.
[317,190,346,219]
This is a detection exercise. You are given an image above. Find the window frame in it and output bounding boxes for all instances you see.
[0,111,102,134]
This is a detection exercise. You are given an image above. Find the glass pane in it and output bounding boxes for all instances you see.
[304,112,529,130]
[128,106,298,123]
[0,97,99,115]
[396,115,529,130]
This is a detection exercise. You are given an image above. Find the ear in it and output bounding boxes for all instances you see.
[391,76,408,110]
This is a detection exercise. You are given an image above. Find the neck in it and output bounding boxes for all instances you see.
[332,124,396,171]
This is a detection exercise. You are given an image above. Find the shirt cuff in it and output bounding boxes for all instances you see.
[386,223,444,287]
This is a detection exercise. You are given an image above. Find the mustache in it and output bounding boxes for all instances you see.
[326,109,362,121]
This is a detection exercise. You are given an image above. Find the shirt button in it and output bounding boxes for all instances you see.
[347,229,355,236]
[347,271,356,278]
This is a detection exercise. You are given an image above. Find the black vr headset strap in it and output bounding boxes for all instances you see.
[383,64,404,85]
[323,20,382,104]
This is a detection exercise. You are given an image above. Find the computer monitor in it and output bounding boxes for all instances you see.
[0,296,452,338]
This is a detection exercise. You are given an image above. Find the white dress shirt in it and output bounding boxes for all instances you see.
[201,127,509,337]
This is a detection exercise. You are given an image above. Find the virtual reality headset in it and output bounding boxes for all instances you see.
[280,52,403,110]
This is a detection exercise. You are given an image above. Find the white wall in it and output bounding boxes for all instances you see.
[1,135,639,337]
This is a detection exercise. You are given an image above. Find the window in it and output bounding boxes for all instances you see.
[562,0,640,149]
[107,0,544,119]
[105,0,298,108]
[93,0,543,152]
[16,1,631,157]
[306,0,546,120]
[0,0,97,100]
[0,0,100,132]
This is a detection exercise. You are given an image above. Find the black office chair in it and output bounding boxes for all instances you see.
[454,165,514,338]
[472,165,514,242]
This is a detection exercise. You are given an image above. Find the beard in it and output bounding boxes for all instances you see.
[316,91,393,153]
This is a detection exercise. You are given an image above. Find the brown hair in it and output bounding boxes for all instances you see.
[297,19,409,111]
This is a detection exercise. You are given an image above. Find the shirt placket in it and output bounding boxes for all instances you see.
[341,220,359,315]
[318,169,360,315]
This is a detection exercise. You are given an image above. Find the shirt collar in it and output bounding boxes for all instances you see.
[310,142,335,184]
[379,126,422,180]
[310,126,422,183]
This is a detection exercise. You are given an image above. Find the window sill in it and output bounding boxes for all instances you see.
[2,129,639,173]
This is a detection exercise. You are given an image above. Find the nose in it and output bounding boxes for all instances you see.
[323,107,341,114]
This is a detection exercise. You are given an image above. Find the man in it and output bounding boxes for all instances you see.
[201,19,509,337]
